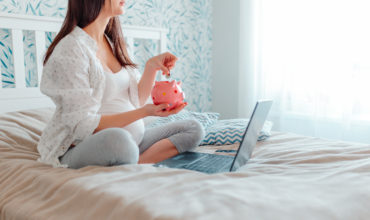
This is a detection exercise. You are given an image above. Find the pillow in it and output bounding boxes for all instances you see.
[200,118,273,146]
[145,109,220,130]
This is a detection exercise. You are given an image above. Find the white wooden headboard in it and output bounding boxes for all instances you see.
[0,13,168,113]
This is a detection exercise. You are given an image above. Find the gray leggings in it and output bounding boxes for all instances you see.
[59,119,205,169]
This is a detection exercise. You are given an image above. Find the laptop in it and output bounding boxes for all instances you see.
[153,100,273,174]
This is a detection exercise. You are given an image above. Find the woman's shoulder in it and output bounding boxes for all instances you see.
[55,26,98,53]
[46,29,92,66]
[53,31,85,55]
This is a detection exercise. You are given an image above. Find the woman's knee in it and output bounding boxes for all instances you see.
[100,128,139,164]
[173,119,206,153]
[186,119,206,143]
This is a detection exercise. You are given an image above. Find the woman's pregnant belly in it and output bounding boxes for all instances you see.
[98,99,145,145]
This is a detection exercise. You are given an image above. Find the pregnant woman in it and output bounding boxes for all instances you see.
[36,0,205,169]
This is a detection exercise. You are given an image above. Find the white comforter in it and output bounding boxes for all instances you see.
[1,108,370,220]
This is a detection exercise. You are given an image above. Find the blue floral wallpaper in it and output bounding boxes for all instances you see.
[0,0,212,112]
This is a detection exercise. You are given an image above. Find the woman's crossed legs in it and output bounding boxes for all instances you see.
[59,119,205,169]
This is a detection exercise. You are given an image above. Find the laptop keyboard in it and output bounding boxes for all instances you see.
[184,154,232,173]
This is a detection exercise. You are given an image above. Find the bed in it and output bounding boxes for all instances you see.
[1,13,370,220]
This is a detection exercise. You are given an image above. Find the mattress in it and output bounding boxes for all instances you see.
[1,108,370,220]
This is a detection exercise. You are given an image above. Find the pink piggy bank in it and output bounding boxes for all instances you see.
[151,80,185,111]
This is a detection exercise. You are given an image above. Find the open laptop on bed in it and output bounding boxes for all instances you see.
[154,100,273,174]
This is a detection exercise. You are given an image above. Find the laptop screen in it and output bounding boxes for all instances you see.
[230,100,272,172]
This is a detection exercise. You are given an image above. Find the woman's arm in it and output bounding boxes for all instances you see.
[137,63,157,106]
[93,101,187,134]
[137,52,178,106]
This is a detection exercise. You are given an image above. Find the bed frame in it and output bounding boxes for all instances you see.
[0,13,168,113]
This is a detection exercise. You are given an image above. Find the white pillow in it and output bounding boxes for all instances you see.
[143,115,160,126]
[145,110,220,130]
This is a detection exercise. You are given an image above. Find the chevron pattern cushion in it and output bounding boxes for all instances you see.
[200,119,273,146]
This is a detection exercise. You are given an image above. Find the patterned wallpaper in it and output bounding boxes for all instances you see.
[0,0,213,112]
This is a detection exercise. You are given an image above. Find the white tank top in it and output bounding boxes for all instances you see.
[98,67,145,145]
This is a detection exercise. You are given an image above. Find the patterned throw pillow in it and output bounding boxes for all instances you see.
[200,118,273,146]
[145,110,220,130]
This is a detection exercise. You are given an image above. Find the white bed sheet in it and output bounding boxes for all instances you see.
[1,108,370,220]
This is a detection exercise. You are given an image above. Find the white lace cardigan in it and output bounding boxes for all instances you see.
[37,26,142,168]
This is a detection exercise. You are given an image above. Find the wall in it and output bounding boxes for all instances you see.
[211,0,240,119]
[0,0,213,112]
[212,0,257,119]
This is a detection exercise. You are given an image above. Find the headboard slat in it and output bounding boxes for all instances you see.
[0,59,2,88]
[11,29,26,89]
[160,32,167,54]
[35,31,46,87]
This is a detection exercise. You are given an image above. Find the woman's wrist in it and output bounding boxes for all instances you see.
[145,59,159,73]
[138,106,150,118]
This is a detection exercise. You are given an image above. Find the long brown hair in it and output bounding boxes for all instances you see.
[43,0,136,69]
